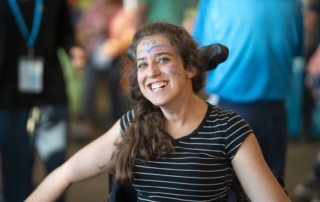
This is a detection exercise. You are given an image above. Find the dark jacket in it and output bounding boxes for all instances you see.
[0,0,76,109]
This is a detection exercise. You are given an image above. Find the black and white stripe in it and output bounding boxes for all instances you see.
[120,104,253,202]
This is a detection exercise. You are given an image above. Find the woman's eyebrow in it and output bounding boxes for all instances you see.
[153,52,170,58]
[137,52,172,62]
[137,56,147,62]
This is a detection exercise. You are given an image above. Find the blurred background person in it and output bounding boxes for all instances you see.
[74,0,136,139]
[293,1,320,201]
[135,0,199,29]
[301,0,320,140]
[0,0,85,202]
[192,0,304,181]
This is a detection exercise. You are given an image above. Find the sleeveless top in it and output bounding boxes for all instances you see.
[120,104,252,202]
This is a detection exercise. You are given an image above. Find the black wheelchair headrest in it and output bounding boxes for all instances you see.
[199,44,229,71]
[126,43,229,71]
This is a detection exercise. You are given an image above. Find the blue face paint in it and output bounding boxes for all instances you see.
[137,39,182,76]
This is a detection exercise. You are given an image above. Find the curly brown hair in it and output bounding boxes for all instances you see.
[110,22,207,184]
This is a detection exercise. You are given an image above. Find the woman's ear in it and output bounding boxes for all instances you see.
[186,66,197,78]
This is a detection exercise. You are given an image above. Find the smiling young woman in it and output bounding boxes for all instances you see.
[25,22,290,202]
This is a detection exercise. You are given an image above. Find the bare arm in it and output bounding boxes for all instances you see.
[231,133,291,202]
[25,120,122,202]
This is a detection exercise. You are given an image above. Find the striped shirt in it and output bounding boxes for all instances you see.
[120,104,253,202]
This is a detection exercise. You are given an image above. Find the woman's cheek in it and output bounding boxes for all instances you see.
[137,73,146,90]
[164,61,182,76]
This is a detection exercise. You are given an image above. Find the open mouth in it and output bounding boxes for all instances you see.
[150,81,168,91]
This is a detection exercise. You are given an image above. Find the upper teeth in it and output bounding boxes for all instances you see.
[151,82,167,91]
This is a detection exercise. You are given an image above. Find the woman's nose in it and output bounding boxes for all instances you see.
[147,63,161,78]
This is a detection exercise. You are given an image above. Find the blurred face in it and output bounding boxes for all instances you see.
[136,35,196,107]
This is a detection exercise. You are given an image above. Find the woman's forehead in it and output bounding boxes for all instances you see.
[137,35,171,50]
[137,35,176,58]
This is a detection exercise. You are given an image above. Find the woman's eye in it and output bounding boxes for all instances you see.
[159,58,169,64]
[138,63,147,68]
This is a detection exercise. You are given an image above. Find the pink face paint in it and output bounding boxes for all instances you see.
[137,39,182,76]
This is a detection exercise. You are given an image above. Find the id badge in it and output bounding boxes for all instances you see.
[18,56,44,93]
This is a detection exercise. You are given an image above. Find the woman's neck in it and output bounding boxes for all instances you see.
[162,96,208,139]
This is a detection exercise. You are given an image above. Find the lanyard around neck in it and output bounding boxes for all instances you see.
[7,0,43,49]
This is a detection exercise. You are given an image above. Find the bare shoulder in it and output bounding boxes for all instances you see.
[231,133,290,202]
